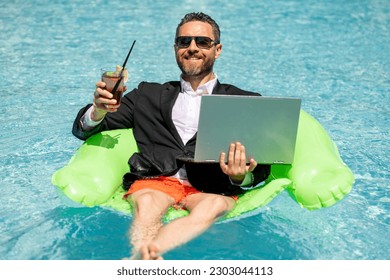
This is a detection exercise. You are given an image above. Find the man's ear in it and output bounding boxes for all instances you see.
[215,44,222,59]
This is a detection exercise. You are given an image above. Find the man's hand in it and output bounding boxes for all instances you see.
[91,81,120,121]
[219,142,257,184]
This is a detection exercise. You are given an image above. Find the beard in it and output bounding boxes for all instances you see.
[176,53,215,77]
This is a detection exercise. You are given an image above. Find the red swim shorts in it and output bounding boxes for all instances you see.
[124,176,201,203]
[124,176,238,203]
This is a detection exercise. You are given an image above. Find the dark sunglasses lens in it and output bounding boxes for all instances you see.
[195,37,212,48]
[176,37,192,48]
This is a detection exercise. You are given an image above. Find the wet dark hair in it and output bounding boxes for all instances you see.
[175,12,220,43]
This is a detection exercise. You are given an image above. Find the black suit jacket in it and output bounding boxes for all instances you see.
[73,80,270,195]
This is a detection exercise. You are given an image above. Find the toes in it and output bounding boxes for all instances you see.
[148,244,163,260]
[133,243,163,260]
[140,245,150,260]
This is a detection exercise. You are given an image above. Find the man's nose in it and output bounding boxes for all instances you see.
[188,38,199,50]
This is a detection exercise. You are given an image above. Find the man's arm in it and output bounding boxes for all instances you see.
[72,104,105,140]
[72,81,117,140]
[72,81,139,140]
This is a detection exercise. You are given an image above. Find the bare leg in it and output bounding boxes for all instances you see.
[144,193,235,259]
[128,188,174,259]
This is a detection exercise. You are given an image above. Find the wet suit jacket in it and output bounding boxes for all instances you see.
[72,81,270,195]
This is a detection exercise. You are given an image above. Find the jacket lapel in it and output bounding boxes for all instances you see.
[212,80,228,95]
[160,82,184,147]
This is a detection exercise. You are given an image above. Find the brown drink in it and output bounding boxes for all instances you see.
[101,66,128,104]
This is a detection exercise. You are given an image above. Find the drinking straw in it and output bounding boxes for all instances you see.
[111,40,136,95]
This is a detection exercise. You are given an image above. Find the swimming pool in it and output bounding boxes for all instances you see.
[0,0,388,260]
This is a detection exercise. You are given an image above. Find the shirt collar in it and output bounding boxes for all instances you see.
[180,74,218,96]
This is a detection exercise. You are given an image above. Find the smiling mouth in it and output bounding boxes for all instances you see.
[186,56,202,60]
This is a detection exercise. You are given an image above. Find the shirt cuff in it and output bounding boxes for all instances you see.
[229,172,254,187]
[80,106,104,130]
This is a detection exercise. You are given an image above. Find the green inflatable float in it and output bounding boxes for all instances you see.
[52,110,354,221]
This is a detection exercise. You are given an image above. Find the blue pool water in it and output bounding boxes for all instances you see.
[0,0,389,260]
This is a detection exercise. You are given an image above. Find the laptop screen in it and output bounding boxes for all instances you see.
[194,95,301,164]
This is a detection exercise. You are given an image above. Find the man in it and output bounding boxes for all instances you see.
[73,12,270,260]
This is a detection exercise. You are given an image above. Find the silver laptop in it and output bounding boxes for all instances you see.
[194,95,301,164]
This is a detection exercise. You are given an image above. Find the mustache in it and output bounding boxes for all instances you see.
[185,54,203,59]
[184,49,203,59]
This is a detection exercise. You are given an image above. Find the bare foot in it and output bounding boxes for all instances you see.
[148,243,163,260]
[137,243,163,260]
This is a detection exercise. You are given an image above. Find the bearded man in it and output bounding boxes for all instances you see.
[72,12,270,260]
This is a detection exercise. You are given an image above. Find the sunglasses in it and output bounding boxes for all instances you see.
[175,36,219,49]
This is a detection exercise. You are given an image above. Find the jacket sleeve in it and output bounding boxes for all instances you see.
[246,165,271,188]
[71,104,103,140]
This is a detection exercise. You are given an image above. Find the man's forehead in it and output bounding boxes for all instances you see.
[178,21,213,36]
